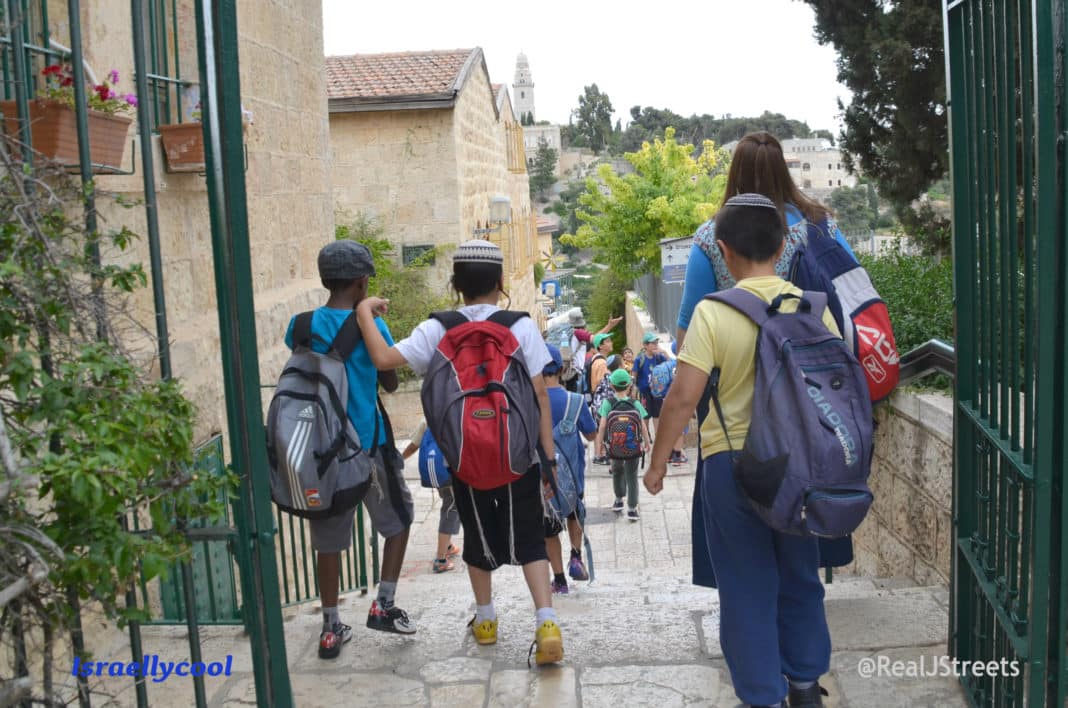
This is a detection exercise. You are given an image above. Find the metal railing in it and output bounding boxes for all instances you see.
[897,339,956,386]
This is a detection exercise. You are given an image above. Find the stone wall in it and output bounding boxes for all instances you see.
[72,0,332,442]
[844,391,954,586]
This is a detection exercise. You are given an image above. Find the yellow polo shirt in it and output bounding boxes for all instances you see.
[677,276,841,458]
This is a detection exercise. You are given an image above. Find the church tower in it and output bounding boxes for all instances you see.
[513,52,535,123]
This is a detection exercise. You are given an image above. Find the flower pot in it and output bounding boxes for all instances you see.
[0,98,131,172]
[158,122,205,173]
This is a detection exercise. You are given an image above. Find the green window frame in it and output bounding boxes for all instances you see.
[1,1,66,100]
[142,0,189,131]
[402,245,436,267]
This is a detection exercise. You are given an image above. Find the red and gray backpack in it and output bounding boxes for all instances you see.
[421,310,540,490]
[605,399,644,460]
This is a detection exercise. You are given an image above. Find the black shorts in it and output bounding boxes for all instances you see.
[452,466,548,571]
[544,508,581,538]
[643,392,663,418]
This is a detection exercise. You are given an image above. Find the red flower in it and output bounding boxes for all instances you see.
[61,77,73,87]
[42,64,62,76]
[95,84,110,101]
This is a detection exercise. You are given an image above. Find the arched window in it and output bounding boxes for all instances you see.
[802,163,811,171]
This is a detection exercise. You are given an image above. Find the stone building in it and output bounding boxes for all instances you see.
[781,138,858,201]
[513,51,535,123]
[326,47,541,326]
[6,0,334,441]
[513,52,563,176]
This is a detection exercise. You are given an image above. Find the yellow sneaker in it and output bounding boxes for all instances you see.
[530,620,564,666]
[469,616,498,645]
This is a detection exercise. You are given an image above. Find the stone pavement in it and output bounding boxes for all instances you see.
[78,450,968,707]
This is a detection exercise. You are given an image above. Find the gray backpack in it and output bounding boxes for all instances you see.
[707,288,874,538]
[266,311,373,519]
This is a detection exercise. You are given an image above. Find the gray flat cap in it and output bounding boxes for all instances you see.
[318,240,376,280]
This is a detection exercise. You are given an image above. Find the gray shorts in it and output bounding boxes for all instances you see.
[438,485,461,535]
[309,448,414,553]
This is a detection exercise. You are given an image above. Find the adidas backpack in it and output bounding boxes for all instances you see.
[789,219,900,401]
[706,289,874,538]
[418,428,451,488]
[266,312,374,519]
[421,310,540,491]
[648,359,676,399]
[549,392,585,518]
[605,399,644,460]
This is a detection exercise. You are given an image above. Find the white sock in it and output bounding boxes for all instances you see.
[789,679,816,690]
[377,580,397,609]
[535,607,557,628]
[322,606,340,630]
[475,602,496,622]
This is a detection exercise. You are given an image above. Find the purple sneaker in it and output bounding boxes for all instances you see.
[567,556,589,581]
[551,578,569,595]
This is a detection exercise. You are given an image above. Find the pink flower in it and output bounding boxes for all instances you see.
[108,69,119,84]
[124,93,138,107]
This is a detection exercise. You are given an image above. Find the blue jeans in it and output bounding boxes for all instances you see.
[700,452,831,706]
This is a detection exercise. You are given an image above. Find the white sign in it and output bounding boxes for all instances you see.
[660,236,693,284]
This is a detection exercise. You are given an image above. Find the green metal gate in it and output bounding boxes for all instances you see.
[945,0,1067,704]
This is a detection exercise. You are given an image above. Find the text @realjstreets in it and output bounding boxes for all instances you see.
[857,655,1020,679]
[72,655,234,682]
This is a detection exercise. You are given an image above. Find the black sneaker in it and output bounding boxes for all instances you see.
[593,456,609,465]
[787,683,827,707]
[627,508,640,522]
[611,498,624,513]
[366,600,416,635]
[318,622,352,659]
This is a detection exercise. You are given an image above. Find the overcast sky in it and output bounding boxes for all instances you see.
[321,0,851,137]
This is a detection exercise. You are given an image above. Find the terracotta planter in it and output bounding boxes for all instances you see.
[158,122,205,172]
[0,98,131,171]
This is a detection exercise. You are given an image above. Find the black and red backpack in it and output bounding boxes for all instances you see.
[421,310,540,490]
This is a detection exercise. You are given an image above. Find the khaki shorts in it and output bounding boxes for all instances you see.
[309,447,414,553]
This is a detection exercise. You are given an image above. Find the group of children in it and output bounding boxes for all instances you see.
[285,183,838,705]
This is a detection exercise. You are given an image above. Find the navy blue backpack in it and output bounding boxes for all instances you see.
[706,288,874,538]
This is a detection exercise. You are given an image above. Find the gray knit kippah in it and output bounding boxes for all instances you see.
[725,193,778,210]
[453,239,504,264]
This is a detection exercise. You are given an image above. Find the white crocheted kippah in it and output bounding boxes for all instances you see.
[453,239,504,264]
[724,193,778,210]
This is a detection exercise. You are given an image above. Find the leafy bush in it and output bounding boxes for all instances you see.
[1,141,231,704]
[861,250,955,393]
[586,269,630,340]
[860,251,954,355]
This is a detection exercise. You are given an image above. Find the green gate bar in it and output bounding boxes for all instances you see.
[193,0,293,705]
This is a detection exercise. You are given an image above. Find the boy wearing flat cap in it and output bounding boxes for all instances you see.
[283,240,415,660]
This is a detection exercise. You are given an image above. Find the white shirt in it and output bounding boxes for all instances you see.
[395,304,552,377]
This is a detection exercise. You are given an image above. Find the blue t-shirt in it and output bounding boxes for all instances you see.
[632,350,667,393]
[284,307,394,448]
[547,386,596,481]
[677,204,858,330]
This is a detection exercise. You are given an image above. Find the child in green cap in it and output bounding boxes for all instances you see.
[594,369,651,521]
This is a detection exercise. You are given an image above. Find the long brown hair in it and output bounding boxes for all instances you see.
[722,132,829,224]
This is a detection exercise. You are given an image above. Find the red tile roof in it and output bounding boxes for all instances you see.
[326,49,477,102]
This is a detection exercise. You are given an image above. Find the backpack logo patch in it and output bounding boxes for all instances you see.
[304,488,322,507]
[472,408,497,420]
[298,405,315,420]
[806,384,857,467]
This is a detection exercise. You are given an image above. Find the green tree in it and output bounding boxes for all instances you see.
[803,0,948,251]
[529,137,558,199]
[572,84,615,154]
[561,127,729,279]
[335,212,451,376]
[828,184,877,234]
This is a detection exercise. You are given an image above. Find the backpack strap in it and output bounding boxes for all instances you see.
[487,310,530,328]
[292,311,315,349]
[563,392,583,428]
[708,368,737,455]
[799,290,829,320]
[329,312,364,361]
[430,311,470,330]
[705,289,772,326]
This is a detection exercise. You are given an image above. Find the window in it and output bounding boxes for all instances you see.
[402,245,436,266]
[828,180,833,186]
[837,163,841,170]
[802,163,810,171]
[828,163,833,170]
[142,0,192,130]
[521,91,525,98]
[837,179,842,186]
[1,1,67,100]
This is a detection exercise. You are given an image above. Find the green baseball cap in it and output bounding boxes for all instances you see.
[593,333,614,348]
[609,369,632,387]
[642,332,659,344]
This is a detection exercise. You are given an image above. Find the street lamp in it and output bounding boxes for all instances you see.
[473,195,511,235]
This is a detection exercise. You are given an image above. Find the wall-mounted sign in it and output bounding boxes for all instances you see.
[660,236,693,284]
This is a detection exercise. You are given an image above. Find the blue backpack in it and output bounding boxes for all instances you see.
[648,359,675,399]
[549,392,585,518]
[418,429,451,488]
[706,288,874,538]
